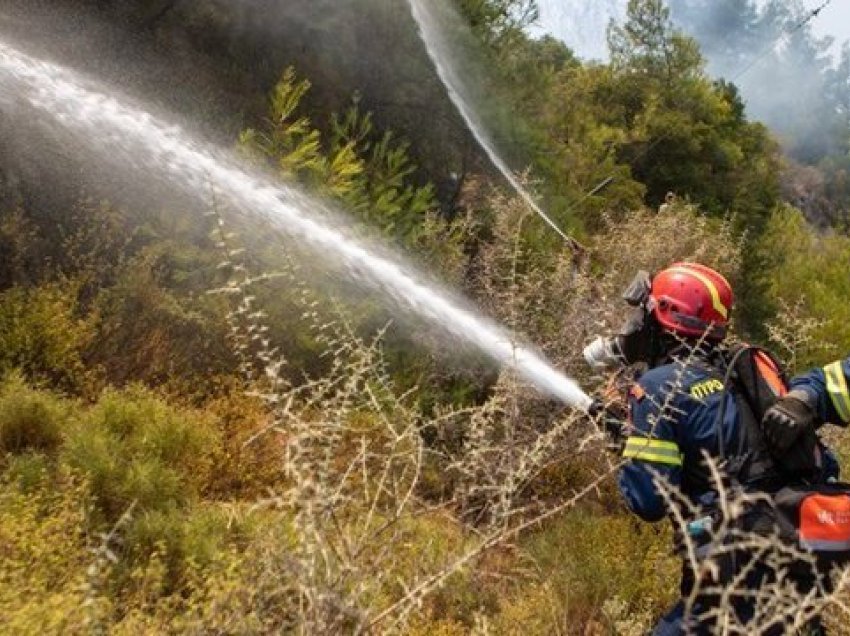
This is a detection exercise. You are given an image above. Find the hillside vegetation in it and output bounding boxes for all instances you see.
[1,0,850,633]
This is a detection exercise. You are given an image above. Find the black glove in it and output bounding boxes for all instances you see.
[589,399,627,451]
[762,390,817,455]
[774,427,821,481]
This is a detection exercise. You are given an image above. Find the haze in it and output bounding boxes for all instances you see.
[534,0,850,61]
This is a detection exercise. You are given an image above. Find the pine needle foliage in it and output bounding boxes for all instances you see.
[240,67,437,244]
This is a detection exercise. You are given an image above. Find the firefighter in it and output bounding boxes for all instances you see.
[584,263,833,635]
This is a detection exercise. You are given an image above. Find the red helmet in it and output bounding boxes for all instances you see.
[649,263,733,340]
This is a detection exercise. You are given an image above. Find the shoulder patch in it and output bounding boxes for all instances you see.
[629,384,646,401]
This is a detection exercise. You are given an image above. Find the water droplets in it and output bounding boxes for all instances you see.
[0,40,592,410]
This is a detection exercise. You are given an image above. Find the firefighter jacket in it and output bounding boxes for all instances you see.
[790,357,850,428]
[617,356,739,522]
[619,352,841,524]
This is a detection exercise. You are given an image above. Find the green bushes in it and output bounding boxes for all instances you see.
[122,505,237,595]
[240,68,438,247]
[753,206,850,372]
[0,373,67,455]
[0,284,95,393]
[517,510,677,632]
[0,463,254,633]
[0,475,91,634]
[402,509,676,635]
[0,377,255,620]
[63,387,221,522]
[88,248,235,392]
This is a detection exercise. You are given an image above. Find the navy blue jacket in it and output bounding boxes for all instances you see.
[620,353,841,524]
[618,356,740,522]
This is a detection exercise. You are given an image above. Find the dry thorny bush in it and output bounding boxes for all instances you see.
[474,191,742,383]
[765,298,836,375]
[450,194,850,633]
[200,193,631,632]
[457,193,743,516]
[653,451,850,634]
[201,190,850,634]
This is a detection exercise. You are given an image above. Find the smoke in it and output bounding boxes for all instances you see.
[534,0,849,164]
[0,1,247,138]
[2,0,529,220]
[668,0,848,164]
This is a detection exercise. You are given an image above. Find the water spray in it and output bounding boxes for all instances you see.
[0,40,592,411]
[406,0,582,251]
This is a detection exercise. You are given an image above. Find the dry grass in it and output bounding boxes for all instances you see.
[5,192,847,634]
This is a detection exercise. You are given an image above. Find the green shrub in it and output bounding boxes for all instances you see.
[0,475,91,633]
[122,505,235,594]
[5,453,52,493]
[63,387,222,522]
[754,206,850,371]
[519,510,677,630]
[0,373,67,455]
[0,284,95,393]
[88,247,235,393]
[203,390,284,499]
[239,68,437,247]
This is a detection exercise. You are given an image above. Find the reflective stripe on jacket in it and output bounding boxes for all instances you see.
[618,355,741,523]
[791,357,850,427]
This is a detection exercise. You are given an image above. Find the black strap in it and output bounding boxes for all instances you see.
[675,345,783,492]
[712,345,751,462]
[711,345,783,487]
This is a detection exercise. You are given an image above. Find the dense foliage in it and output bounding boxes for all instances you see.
[669,0,850,228]
[1,0,849,632]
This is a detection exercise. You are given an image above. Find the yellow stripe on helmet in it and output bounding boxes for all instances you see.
[667,266,729,320]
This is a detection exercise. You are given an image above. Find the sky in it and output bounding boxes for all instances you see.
[806,0,850,50]
[533,0,850,62]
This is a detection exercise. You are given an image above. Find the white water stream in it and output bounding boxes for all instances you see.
[0,40,591,410]
[407,0,576,246]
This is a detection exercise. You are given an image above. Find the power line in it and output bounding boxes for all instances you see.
[729,0,834,83]
[559,0,835,221]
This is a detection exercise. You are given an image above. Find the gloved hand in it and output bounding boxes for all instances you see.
[774,427,821,481]
[762,390,817,455]
[588,399,627,451]
[583,337,621,370]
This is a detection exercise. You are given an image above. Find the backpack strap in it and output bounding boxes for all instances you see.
[711,345,783,488]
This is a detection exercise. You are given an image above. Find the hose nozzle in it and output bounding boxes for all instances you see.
[583,336,623,370]
[588,398,627,451]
